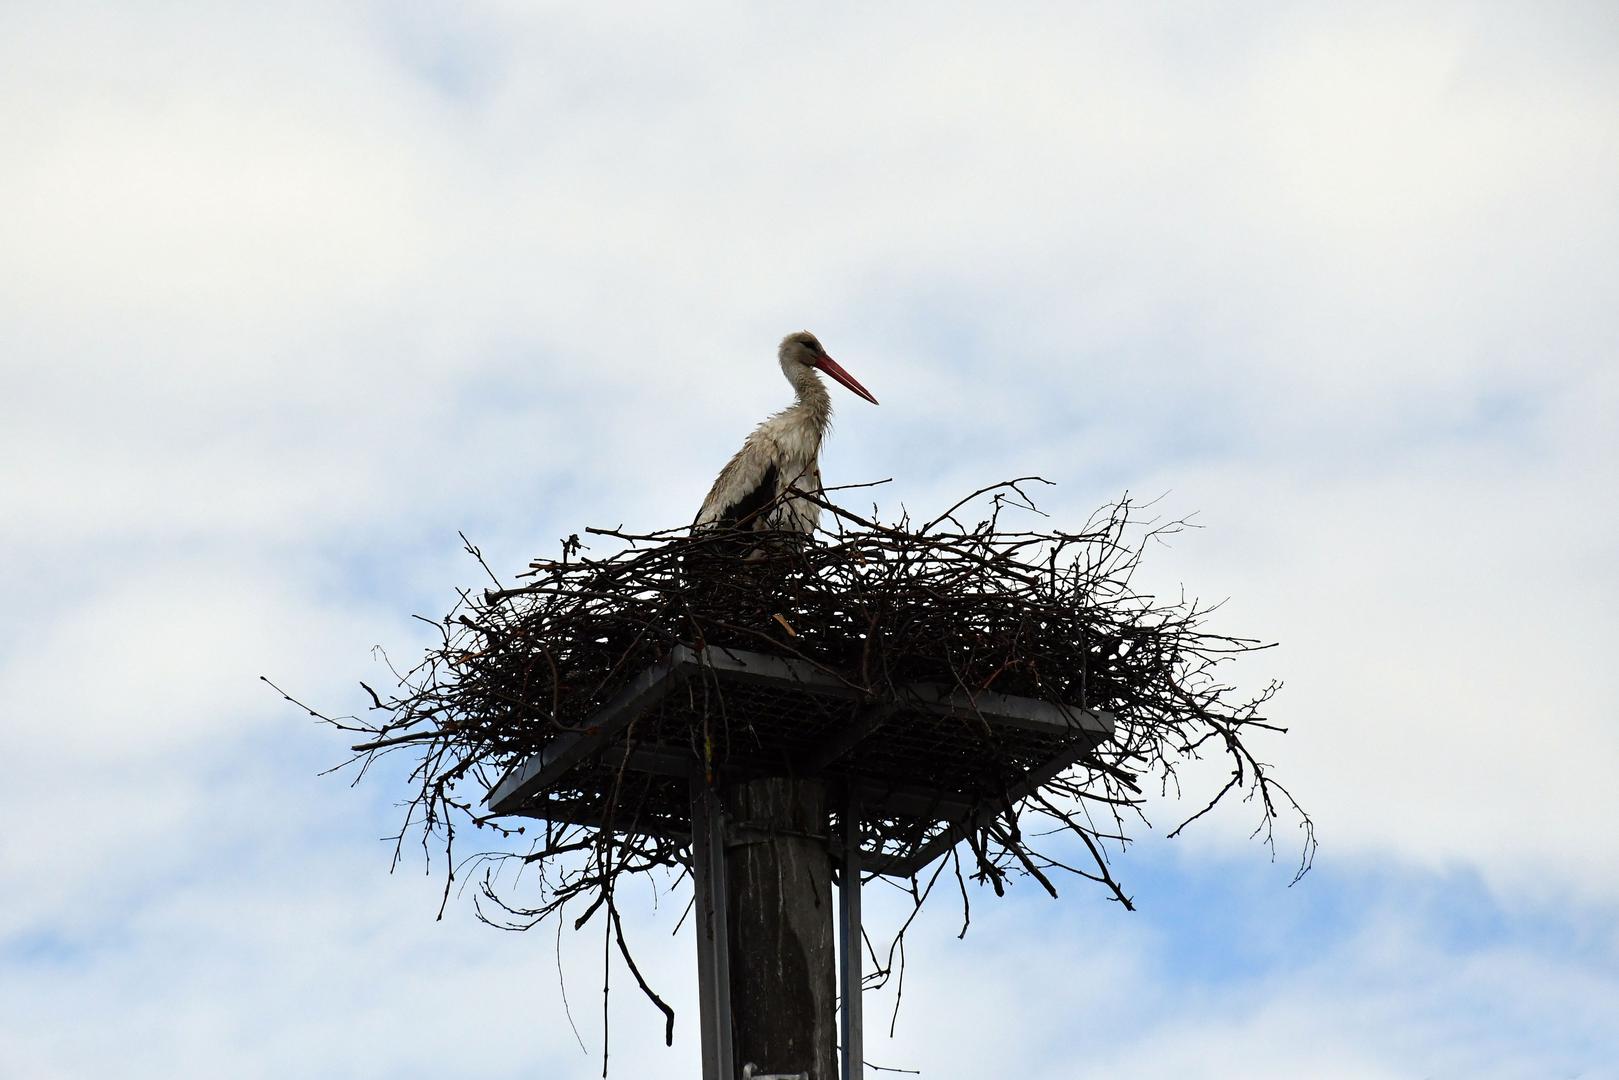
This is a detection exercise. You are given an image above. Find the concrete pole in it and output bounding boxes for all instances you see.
[726,777,838,1080]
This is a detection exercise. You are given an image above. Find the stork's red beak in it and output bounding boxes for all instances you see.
[815,355,879,405]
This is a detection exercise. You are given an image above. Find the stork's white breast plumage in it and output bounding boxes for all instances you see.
[694,331,879,535]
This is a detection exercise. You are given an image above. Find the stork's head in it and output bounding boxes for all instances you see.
[779,330,879,405]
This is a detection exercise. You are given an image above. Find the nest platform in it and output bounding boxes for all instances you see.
[485,643,1112,877]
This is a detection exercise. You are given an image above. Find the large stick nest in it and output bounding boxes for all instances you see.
[313,479,1313,1045]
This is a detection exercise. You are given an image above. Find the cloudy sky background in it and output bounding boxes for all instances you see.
[4,3,1618,1077]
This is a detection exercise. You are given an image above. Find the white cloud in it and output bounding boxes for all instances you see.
[1107,361,1619,902]
[853,885,1619,1080]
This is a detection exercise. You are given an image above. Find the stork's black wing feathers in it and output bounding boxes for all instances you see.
[714,461,779,529]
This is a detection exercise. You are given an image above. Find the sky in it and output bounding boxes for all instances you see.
[3,2,1618,1077]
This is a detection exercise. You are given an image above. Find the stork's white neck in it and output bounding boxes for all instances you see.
[782,358,832,437]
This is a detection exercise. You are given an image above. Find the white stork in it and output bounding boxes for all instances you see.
[694,331,878,536]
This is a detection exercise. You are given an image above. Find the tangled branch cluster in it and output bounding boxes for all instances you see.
[308,478,1313,1052]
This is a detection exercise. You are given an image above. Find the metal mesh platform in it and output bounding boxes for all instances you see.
[486,644,1112,877]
